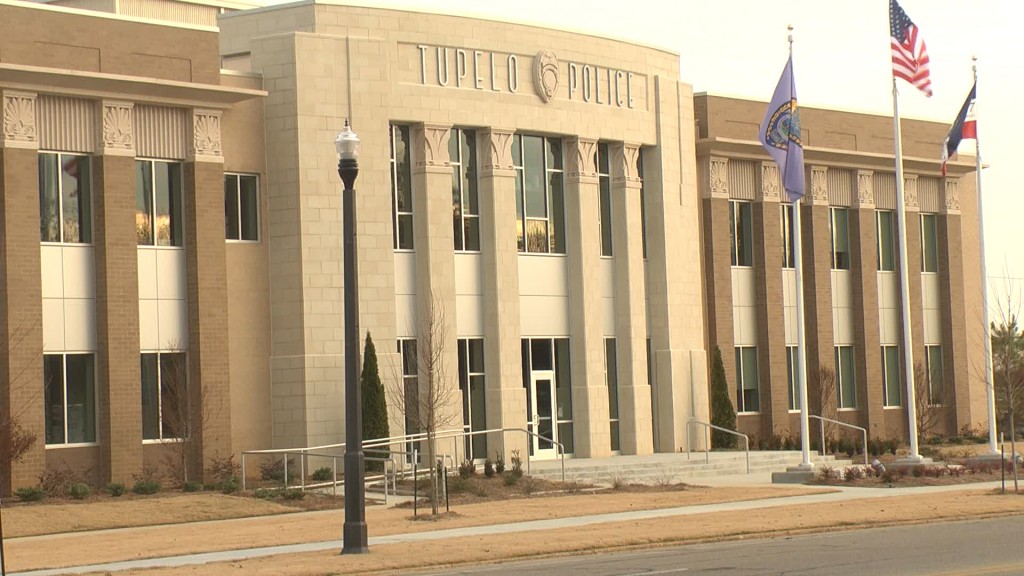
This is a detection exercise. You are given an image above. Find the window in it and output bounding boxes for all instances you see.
[729,201,753,267]
[39,153,91,243]
[639,152,647,259]
[141,352,187,440]
[390,124,414,250]
[830,207,850,270]
[224,173,259,241]
[135,160,183,247]
[44,354,96,445]
[605,338,620,451]
[513,135,565,254]
[597,143,613,257]
[876,210,895,271]
[882,346,901,407]
[926,345,944,405]
[398,339,419,452]
[781,203,796,269]
[734,346,759,413]
[834,345,856,409]
[921,213,938,273]
[457,338,487,459]
[785,346,800,411]
[647,337,656,449]
[450,129,480,251]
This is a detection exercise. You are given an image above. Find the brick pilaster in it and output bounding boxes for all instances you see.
[754,162,788,437]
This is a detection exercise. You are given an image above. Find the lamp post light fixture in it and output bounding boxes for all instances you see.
[335,119,368,554]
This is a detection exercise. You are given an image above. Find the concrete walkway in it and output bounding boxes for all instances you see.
[7,477,1004,576]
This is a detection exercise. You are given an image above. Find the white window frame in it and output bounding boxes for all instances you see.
[391,124,414,251]
[39,151,92,245]
[835,345,857,410]
[882,345,902,408]
[43,353,97,447]
[876,210,895,272]
[781,203,795,269]
[135,158,184,248]
[224,172,260,243]
[604,337,620,452]
[830,207,850,270]
[735,346,760,413]
[730,200,753,267]
[925,345,944,406]
[451,128,480,253]
[597,143,613,257]
[786,345,800,412]
[514,134,566,255]
[141,351,189,443]
[920,213,939,273]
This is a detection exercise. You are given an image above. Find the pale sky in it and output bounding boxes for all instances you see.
[266,0,1024,302]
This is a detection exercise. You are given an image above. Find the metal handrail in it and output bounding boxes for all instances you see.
[810,415,869,465]
[687,419,750,474]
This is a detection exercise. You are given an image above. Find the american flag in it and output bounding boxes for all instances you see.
[890,0,932,97]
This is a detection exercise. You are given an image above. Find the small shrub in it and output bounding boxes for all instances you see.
[458,459,476,479]
[502,473,520,487]
[564,480,583,493]
[610,473,627,490]
[282,488,305,500]
[782,436,796,451]
[311,467,332,482]
[259,457,294,483]
[182,481,202,493]
[254,488,280,499]
[495,453,505,475]
[132,480,161,495]
[218,478,240,494]
[38,468,80,498]
[106,482,126,497]
[881,468,901,483]
[520,477,539,495]
[843,467,864,482]
[69,482,91,500]
[15,486,45,502]
[911,465,925,478]
[206,453,242,484]
[483,458,495,478]
[510,449,524,478]
[447,476,469,494]
[817,465,836,481]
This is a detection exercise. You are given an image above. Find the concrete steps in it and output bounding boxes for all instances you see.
[525,451,854,484]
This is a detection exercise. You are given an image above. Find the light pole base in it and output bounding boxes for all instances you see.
[342,522,369,555]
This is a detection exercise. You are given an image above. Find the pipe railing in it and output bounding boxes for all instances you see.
[687,419,750,474]
[810,415,869,466]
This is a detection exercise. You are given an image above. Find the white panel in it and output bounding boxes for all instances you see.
[832,270,852,308]
[603,297,615,337]
[600,258,615,298]
[454,253,482,296]
[519,295,569,337]
[924,308,942,344]
[137,249,158,300]
[139,299,159,351]
[63,299,97,351]
[456,295,484,337]
[781,270,797,307]
[922,274,940,311]
[42,299,65,352]
[836,307,854,345]
[157,249,187,300]
[733,306,758,346]
[731,267,756,307]
[158,299,189,350]
[395,295,417,337]
[877,272,898,308]
[518,255,569,296]
[880,308,900,345]
[784,304,796,346]
[878,273,900,345]
[394,252,417,296]
[41,245,64,299]
[62,245,95,299]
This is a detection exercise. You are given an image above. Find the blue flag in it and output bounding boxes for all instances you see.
[759,55,805,202]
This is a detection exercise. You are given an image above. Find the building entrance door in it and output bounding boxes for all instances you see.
[529,370,558,459]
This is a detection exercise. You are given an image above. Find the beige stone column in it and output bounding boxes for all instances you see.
[478,128,527,461]
[183,109,232,478]
[610,142,652,455]
[92,101,143,485]
[565,137,610,458]
[410,123,461,453]
[851,170,883,437]
[0,90,45,492]
[754,162,788,437]
[804,166,836,431]
[939,179,969,432]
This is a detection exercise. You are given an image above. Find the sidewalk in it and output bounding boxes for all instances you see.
[7,477,1008,576]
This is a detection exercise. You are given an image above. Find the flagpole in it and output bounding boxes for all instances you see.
[892,79,921,460]
[972,57,998,455]
[789,25,812,470]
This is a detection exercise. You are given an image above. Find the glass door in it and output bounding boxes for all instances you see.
[530,370,557,459]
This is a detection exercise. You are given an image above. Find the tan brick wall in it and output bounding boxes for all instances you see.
[851,207,883,437]
[753,198,789,437]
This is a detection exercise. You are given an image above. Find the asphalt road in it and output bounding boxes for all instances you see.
[415,515,1024,575]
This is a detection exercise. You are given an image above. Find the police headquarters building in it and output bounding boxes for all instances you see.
[0,0,987,489]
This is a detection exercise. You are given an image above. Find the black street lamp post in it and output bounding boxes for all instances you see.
[336,119,368,554]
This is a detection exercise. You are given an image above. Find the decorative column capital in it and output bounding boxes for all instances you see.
[610,142,641,187]
[566,137,598,181]
[759,161,781,203]
[1,91,38,150]
[855,169,875,209]
[412,123,452,173]
[480,127,515,175]
[705,156,729,200]
[96,100,135,156]
[903,173,919,212]
[810,165,829,206]
[189,108,223,163]
[942,178,961,215]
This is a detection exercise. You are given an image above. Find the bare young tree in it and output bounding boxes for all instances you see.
[809,364,837,450]
[158,352,219,486]
[1,321,42,495]
[914,360,952,441]
[987,278,1024,491]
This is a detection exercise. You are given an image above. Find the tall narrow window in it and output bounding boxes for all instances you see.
[785,346,800,411]
[141,352,187,440]
[390,124,414,250]
[597,143,613,257]
[926,345,944,405]
[39,153,91,243]
[730,201,753,266]
[921,213,938,273]
[450,129,479,251]
[135,160,183,247]
[458,338,487,459]
[44,354,96,445]
[604,338,620,451]
[835,345,857,409]
[224,173,259,241]
[781,203,795,269]
[882,345,901,407]
[639,152,647,259]
[513,135,565,254]
[734,346,759,412]
[830,207,850,270]
[399,339,420,460]
[520,338,574,455]
[876,210,895,271]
